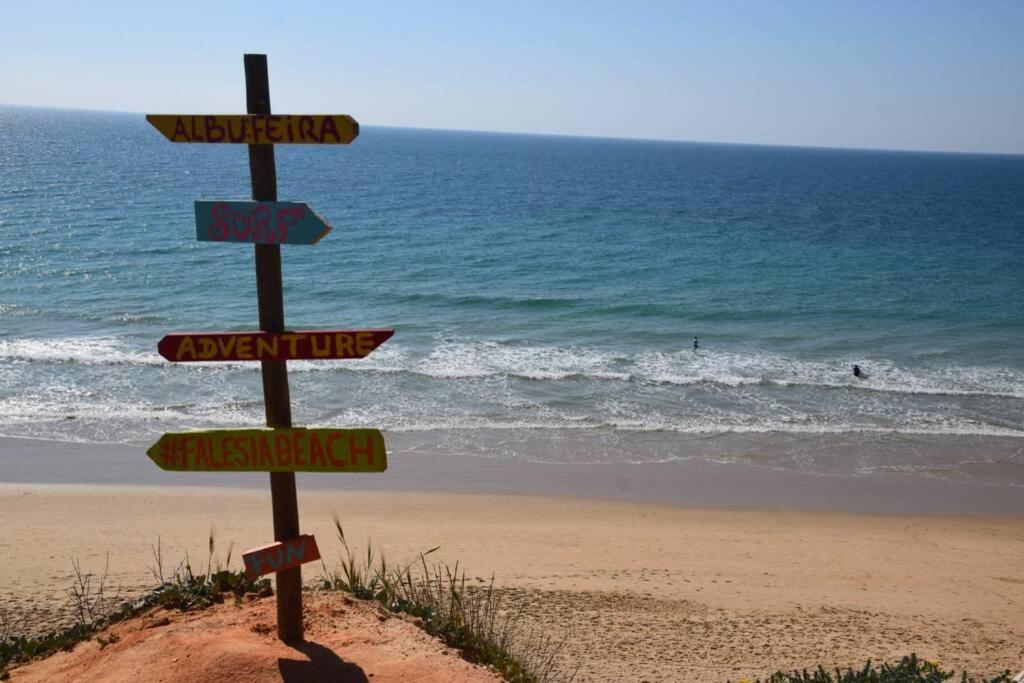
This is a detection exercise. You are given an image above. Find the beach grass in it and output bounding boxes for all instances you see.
[1,525,575,682]
[741,654,1013,682]
[318,511,577,683]
[0,534,268,678]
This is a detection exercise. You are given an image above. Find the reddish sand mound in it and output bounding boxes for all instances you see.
[10,592,501,682]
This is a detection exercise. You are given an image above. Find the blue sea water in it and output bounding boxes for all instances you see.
[1,105,1023,480]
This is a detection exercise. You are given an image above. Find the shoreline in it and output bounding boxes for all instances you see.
[1,434,1022,516]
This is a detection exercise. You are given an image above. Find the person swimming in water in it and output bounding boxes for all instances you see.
[853,364,862,378]
[693,336,699,351]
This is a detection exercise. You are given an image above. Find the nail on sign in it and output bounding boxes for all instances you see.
[195,201,332,245]
[243,535,321,579]
[146,428,387,473]
[146,115,358,144]
[157,330,394,363]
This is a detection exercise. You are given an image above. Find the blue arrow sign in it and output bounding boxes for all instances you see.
[194,200,332,245]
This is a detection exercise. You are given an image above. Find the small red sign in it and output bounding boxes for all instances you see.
[243,534,321,579]
[157,329,393,362]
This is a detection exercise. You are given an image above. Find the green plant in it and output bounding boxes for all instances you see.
[0,536,270,673]
[318,512,575,683]
[385,559,572,683]
[68,553,120,630]
[741,654,1012,683]
[318,511,373,598]
[96,633,120,649]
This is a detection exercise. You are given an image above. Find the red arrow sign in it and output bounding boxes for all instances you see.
[243,535,321,579]
[157,330,393,362]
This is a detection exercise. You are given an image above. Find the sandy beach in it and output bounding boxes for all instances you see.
[2,437,1023,681]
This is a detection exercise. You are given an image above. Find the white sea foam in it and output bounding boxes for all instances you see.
[413,340,630,381]
[2,392,1022,445]
[631,349,1024,399]
[0,337,162,366]
[2,335,1023,446]
[2,335,1023,399]
[288,344,412,374]
[3,332,1024,398]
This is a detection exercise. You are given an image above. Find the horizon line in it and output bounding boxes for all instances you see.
[2,101,1022,159]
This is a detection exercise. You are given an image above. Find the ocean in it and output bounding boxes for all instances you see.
[2,105,1023,483]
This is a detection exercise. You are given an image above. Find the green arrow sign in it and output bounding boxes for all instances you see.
[146,428,387,472]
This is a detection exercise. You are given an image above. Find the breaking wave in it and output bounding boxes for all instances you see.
[2,336,1023,400]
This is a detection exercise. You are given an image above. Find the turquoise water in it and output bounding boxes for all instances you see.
[1,106,1023,479]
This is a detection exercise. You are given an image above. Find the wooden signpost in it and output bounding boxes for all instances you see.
[145,54,376,643]
[157,330,393,362]
[243,535,321,579]
[195,200,334,245]
[147,428,387,472]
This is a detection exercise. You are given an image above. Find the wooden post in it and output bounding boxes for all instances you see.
[243,53,303,643]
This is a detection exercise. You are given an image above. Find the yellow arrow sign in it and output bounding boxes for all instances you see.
[146,115,359,144]
[146,428,386,472]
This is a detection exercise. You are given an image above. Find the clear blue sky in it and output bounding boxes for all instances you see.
[3,1,1022,153]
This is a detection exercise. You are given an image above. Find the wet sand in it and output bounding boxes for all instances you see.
[1,434,1022,515]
